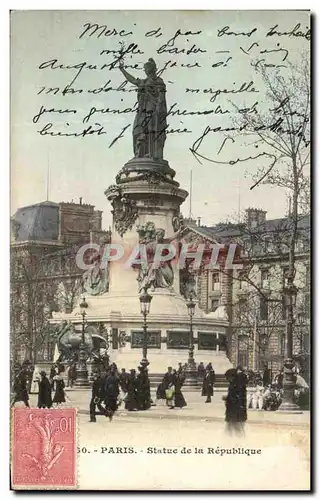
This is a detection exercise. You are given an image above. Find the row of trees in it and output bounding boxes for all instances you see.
[219,54,310,376]
[10,244,83,364]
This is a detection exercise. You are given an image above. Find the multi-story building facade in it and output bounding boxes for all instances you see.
[11,200,310,381]
[10,199,109,364]
[183,208,310,380]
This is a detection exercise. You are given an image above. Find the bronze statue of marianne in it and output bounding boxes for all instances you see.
[119,58,167,160]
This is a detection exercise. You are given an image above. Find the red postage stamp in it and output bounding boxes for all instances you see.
[11,408,77,490]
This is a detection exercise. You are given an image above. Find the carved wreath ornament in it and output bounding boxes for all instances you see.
[109,188,138,237]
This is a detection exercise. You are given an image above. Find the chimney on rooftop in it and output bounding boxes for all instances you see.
[245,208,267,229]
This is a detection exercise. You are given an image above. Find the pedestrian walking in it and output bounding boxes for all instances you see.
[158,366,173,401]
[251,379,264,410]
[37,371,52,408]
[125,369,138,411]
[224,366,248,436]
[50,364,57,390]
[197,362,205,381]
[89,372,105,422]
[119,368,129,390]
[12,372,30,408]
[173,370,187,409]
[104,369,120,421]
[263,364,272,387]
[136,366,151,410]
[70,363,77,387]
[274,369,284,390]
[202,364,216,403]
[52,369,66,406]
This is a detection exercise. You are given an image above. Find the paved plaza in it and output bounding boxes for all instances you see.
[25,389,311,489]
[75,409,309,490]
[28,388,310,429]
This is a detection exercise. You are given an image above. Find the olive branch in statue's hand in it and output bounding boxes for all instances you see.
[118,41,127,68]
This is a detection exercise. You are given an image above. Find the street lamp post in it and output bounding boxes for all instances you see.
[278,283,301,412]
[74,297,90,387]
[139,289,153,368]
[296,309,304,354]
[185,295,197,386]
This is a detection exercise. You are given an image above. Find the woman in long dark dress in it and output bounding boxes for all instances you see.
[136,366,151,410]
[224,367,248,436]
[37,371,52,408]
[53,373,66,405]
[173,370,187,409]
[125,369,138,411]
[104,370,119,421]
[13,372,30,407]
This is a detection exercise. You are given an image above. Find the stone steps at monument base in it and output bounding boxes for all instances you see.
[148,373,228,389]
[108,349,233,374]
[31,360,229,390]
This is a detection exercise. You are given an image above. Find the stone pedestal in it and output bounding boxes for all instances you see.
[52,157,233,375]
[278,358,302,413]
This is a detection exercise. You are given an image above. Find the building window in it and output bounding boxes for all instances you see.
[260,298,268,321]
[14,307,21,324]
[304,293,310,319]
[261,268,269,289]
[305,265,310,288]
[210,298,220,312]
[211,271,220,291]
[282,295,287,320]
[238,270,246,290]
[238,335,249,369]
[259,332,268,357]
[112,328,119,349]
[295,239,305,253]
[239,298,247,318]
[283,267,290,287]
[280,333,286,356]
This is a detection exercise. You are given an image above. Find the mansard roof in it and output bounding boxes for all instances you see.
[11,201,60,242]
[204,214,310,240]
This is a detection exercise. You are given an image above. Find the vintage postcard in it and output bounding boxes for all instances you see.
[10,9,310,490]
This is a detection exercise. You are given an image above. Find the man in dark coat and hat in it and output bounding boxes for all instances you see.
[119,368,129,394]
[89,372,105,422]
[202,364,216,403]
[37,371,52,408]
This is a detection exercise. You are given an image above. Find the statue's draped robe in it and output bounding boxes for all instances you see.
[133,76,167,159]
[138,238,174,291]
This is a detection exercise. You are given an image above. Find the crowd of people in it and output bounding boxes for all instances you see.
[247,364,310,411]
[11,358,308,425]
[89,363,152,422]
[12,362,67,409]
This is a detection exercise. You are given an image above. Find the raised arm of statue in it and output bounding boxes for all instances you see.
[167,226,186,242]
[119,59,139,86]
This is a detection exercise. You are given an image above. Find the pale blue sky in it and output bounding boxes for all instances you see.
[11,10,310,227]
